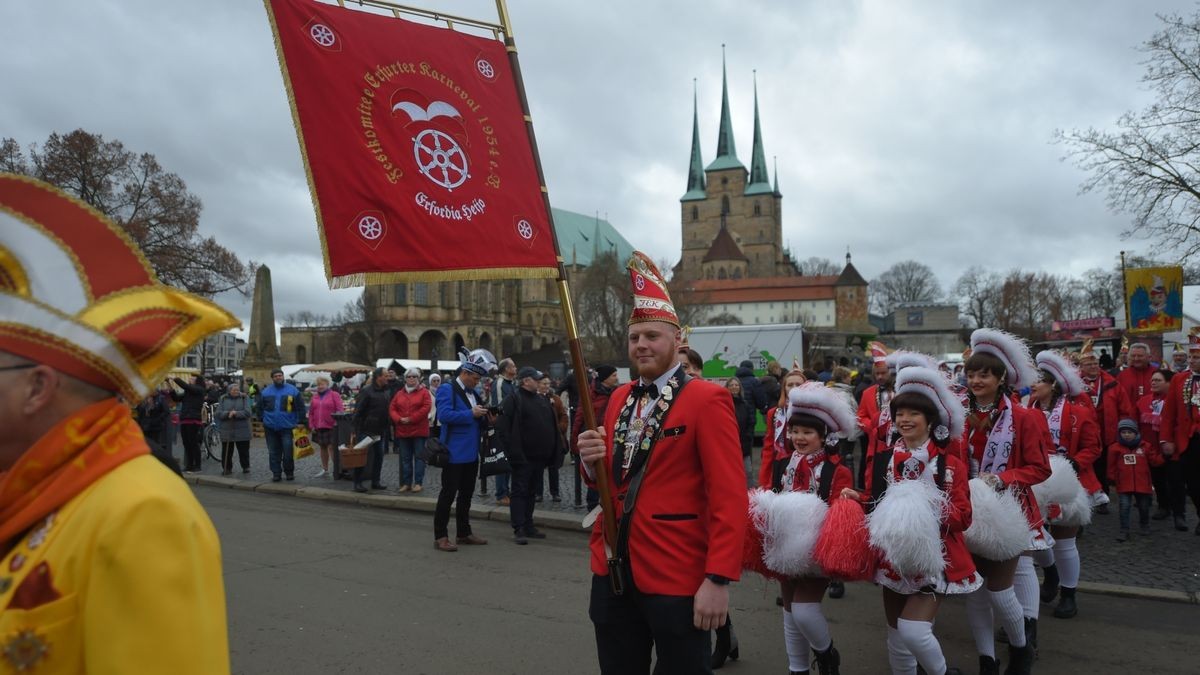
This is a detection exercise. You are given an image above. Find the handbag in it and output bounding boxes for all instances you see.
[339,435,374,469]
[420,437,451,468]
[479,442,511,477]
[292,426,313,460]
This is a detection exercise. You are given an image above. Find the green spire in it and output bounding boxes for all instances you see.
[745,70,772,195]
[682,80,707,202]
[706,45,744,172]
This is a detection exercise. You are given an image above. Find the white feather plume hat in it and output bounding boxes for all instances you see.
[888,350,940,374]
[970,328,1039,390]
[1035,350,1086,398]
[894,366,966,439]
[786,382,859,440]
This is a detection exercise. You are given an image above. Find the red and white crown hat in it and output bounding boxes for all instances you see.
[0,173,239,400]
[894,365,966,442]
[1190,326,1200,353]
[627,251,678,327]
[785,382,860,442]
[867,340,891,364]
[1035,350,1085,398]
[970,328,1039,389]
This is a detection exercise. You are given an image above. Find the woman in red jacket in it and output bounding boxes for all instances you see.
[389,367,432,492]
[842,366,977,675]
[1136,369,1174,520]
[758,369,808,490]
[762,383,857,675]
[959,330,1048,674]
[1029,352,1102,620]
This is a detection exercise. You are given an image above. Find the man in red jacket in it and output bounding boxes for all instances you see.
[1079,341,1135,504]
[577,252,746,674]
[1158,329,1200,534]
[856,342,895,468]
[1116,342,1156,410]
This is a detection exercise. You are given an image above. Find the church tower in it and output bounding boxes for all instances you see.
[678,52,792,281]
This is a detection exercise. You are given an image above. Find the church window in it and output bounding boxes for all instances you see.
[414,282,429,306]
[394,283,407,305]
[721,176,728,185]
[754,202,761,216]
[691,205,698,221]
[718,268,728,280]
[721,196,730,215]
[732,267,742,279]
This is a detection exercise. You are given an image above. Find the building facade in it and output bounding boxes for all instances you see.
[176,331,246,375]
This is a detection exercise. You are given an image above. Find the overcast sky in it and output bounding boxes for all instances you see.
[3,0,1194,334]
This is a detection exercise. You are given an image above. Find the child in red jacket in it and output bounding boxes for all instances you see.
[1107,419,1164,541]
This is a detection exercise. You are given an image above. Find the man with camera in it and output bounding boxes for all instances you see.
[499,366,562,544]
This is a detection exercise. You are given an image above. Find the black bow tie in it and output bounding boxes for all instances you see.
[632,383,659,400]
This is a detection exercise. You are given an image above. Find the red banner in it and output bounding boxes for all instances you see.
[264,0,558,286]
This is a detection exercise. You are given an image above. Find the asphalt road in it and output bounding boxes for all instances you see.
[200,485,1200,674]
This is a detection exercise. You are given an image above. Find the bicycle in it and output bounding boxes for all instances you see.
[201,402,221,462]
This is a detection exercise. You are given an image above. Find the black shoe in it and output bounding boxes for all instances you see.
[812,643,839,675]
[1040,564,1059,603]
[242,468,250,474]
[711,618,737,669]
[1116,529,1129,542]
[1025,617,1038,660]
[1152,507,1170,520]
[1175,515,1188,531]
[551,494,562,502]
[272,475,282,483]
[1004,642,1034,675]
[371,483,387,490]
[1053,586,1078,619]
[534,494,543,502]
[979,655,999,675]
[1094,502,1109,515]
[353,483,368,493]
[513,533,528,545]
[523,527,547,539]
[285,474,295,481]
[827,581,845,599]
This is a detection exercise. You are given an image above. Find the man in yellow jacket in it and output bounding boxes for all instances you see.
[0,173,236,673]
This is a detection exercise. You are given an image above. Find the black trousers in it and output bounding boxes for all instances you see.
[589,575,711,675]
[434,460,478,540]
[180,424,203,471]
[509,460,547,533]
[1166,437,1200,517]
[222,440,250,472]
[352,440,384,485]
[1151,463,1172,511]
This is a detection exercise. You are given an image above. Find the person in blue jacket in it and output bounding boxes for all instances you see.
[433,347,498,552]
[260,368,306,482]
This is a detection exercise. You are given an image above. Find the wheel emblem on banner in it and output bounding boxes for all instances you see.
[358,216,383,240]
[413,129,469,190]
[516,219,534,240]
[310,24,336,47]
[476,58,495,79]
[634,274,646,291]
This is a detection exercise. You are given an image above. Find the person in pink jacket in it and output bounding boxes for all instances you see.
[390,367,433,492]
[307,375,345,478]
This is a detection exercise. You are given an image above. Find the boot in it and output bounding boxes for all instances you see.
[353,481,367,493]
[827,581,845,599]
[711,617,738,669]
[812,643,840,675]
[1004,643,1034,675]
[1053,586,1078,619]
[979,655,999,675]
[1175,515,1188,532]
[1116,529,1129,542]
[1025,617,1038,660]
[1152,507,1170,520]
[1039,564,1059,603]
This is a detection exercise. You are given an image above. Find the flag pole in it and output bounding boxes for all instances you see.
[494,0,623,591]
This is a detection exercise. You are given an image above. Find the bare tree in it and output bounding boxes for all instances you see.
[1057,11,1200,259]
[704,312,742,326]
[870,260,942,315]
[282,310,334,327]
[5,129,254,296]
[953,266,1002,329]
[796,256,841,276]
[572,250,632,362]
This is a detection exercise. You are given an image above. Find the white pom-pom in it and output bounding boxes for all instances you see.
[761,491,828,577]
[1031,455,1092,527]
[868,478,948,579]
[965,479,1032,560]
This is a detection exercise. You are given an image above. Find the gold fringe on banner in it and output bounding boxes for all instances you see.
[329,265,560,289]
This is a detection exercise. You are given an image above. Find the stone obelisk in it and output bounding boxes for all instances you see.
[241,265,282,387]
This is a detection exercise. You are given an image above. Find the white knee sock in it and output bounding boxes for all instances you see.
[1053,537,1080,588]
[1013,556,1040,620]
[896,618,947,675]
[1031,548,1054,569]
[963,587,995,658]
[887,625,918,675]
[988,587,1026,647]
[783,609,810,672]
[790,602,832,652]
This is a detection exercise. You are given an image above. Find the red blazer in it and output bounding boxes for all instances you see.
[1135,392,1166,450]
[863,445,976,584]
[1083,371,1136,448]
[586,379,748,595]
[1116,366,1155,409]
[1106,441,1163,494]
[1160,370,1200,456]
[1045,400,1103,493]
[856,384,893,461]
[962,398,1051,532]
[757,406,785,489]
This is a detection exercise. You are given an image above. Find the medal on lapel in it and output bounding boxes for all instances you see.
[3,630,50,672]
